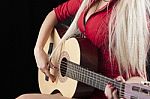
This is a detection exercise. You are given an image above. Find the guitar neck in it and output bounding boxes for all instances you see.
[61,60,124,96]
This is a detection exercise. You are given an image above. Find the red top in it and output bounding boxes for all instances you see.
[54,0,120,99]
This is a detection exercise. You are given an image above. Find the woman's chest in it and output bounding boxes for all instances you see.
[77,8,112,48]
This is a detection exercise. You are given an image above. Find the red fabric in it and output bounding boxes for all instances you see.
[54,0,121,99]
[54,0,82,22]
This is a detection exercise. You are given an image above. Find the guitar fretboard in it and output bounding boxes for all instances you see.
[60,60,125,97]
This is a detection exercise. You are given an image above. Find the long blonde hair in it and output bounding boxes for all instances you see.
[109,0,150,79]
[51,0,150,80]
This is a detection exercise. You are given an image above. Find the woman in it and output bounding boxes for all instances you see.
[16,0,150,99]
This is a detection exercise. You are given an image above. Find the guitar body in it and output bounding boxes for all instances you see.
[38,29,98,98]
[38,29,150,99]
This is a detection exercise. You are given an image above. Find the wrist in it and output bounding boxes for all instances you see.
[34,46,43,53]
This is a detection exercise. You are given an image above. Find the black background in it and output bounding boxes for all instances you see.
[8,0,66,99]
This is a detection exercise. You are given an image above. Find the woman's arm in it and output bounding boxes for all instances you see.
[34,0,82,81]
[34,10,58,81]
[34,10,57,52]
[34,0,82,51]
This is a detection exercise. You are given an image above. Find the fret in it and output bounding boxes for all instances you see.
[75,63,78,80]
[84,68,87,83]
[78,65,81,81]
[89,70,92,86]
[85,70,94,87]
[89,70,93,86]
[87,69,91,85]
[93,72,97,88]
[86,70,89,84]
[83,66,86,83]
[83,67,86,81]
[79,65,82,81]
[79,66,82,81]
[87,69,90,85]
[84,68,87,84]
[71,63,75,79]
[99,75,104,90]
[100,75,106,91]
[93,72,96,87]
[81,67,85,83]
[94,72,98,88]
[95,73,101,89]
[92,71,95,87]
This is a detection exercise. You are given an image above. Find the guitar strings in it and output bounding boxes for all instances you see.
[60,65,121,89]
[60,60,122,86]
[60,63,144,98]
[59,63,134,97]
[58,60,150,98]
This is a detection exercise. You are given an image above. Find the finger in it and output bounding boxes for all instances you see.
[116,76,125,82]
[39,62,49,73]
[48,61,54,68]
[105,84,114,99]
[39,63,54,80]
[48,61,59,71]
[44,69,56,82]
[49,61,58,69]
[112,89,118,99]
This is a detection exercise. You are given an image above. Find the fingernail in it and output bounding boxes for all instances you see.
[51,78,54,83]
[52,77,56,83]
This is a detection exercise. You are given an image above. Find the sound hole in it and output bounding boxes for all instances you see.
[60,58,68,77]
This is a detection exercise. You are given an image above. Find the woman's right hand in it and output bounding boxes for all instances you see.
[34,48,57,82]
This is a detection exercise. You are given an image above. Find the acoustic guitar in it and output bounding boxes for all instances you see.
[38,29,150,99]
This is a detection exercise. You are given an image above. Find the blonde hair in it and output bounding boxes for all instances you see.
[109,0,150,79]
[51,0,150,80]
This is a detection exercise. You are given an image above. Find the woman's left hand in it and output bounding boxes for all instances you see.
[104,76,125,99]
